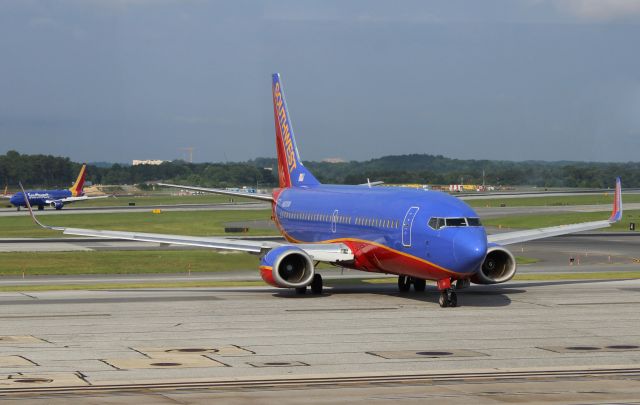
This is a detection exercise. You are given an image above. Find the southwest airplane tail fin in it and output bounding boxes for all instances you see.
[609,177,622,222]
[69,164,87,197]
[272,73,320,188]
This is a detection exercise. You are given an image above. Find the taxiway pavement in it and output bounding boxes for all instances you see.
[1,278,640,403]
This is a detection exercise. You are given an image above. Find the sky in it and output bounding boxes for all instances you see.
[1,0,639,163]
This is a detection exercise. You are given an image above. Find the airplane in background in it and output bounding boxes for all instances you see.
[22,74,623,307]
[8,164,108,210]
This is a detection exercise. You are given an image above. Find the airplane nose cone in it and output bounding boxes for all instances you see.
[453,230,487,271]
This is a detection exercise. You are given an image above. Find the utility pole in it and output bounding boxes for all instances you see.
[179,147,194,163]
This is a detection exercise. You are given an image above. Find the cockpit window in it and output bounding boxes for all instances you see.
[428,217,438,229]
[467,217,482,226]
[445,218,467,227]
[428,217,483,229]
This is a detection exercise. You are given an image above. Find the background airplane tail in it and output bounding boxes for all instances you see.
[69,164,87,196]
[272,73,320,188]
[609,177,622,222]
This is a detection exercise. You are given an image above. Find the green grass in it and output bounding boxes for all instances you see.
[0,250,260,276]
[515,256,539,265]
[466,193,640,208]
[0,281,268,292]
[513,271,640,281]
[0,209,277,238]
[484,210,640,231]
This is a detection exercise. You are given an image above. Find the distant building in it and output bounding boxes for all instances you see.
[132,159,167,166]
[322,157,346,163]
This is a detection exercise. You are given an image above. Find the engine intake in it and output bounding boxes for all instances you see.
[50,201,64,210]
[471,244,517,285]
[260,246,315,288]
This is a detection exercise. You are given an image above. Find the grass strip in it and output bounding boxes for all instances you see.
[0,251,540,277]
[513,271,640,281]
[466,193,640,208]
[484,210,640,231]
[0,250,260,276]
[0,209,277,238]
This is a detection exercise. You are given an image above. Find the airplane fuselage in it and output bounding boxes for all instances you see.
[9,190,74,208]
[272,185,488,281]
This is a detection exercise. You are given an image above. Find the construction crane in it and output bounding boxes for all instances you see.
[179,147,194,163]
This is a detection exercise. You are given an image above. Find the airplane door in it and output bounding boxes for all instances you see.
[331,209,338,233]
[402,206,420,247]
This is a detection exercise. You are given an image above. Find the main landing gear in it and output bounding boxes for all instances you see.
[295,274,323,295]
[398,275,426,292]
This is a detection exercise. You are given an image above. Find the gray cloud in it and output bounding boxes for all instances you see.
[548,0,640,21]
[1,0,639,163]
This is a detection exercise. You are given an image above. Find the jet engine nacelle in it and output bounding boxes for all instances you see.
[471,243,517,285]
[259,246,315,288]
[50,201,64,210]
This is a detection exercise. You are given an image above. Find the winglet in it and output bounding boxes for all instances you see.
[609,177,622,223]
[18,182,58,230]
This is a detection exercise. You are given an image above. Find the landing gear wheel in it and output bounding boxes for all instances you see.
[449,291,458,307]
[439,289,458,308]
[398,275,411,292]
[413,278,426,292]
[37,205,44,211]
[295,286,307,295]
[310,274,323,295]
[438,292,448,308]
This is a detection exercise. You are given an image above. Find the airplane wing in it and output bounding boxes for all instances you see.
[358,180,384,187]
[19,184,352,263]
[488,177,622,246]
[45,195,110,204]
[157,183,273,202]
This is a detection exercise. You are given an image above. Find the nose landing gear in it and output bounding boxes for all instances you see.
[397,275,460,307]
[437,278,458,308]
[438,289,457,308]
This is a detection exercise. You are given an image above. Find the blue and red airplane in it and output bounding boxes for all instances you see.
[23,73,623,307]
[7,164,107,210]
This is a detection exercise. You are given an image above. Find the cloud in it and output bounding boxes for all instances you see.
[553,0,640,21]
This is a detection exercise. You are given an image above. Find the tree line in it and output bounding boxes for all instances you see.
[1,150,638,189]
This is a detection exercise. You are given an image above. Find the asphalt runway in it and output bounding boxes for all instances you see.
[1,279,640,403]
[1,229,640,402]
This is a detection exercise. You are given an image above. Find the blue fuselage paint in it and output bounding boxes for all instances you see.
[9,190,72,208]
[273,185,488,277]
